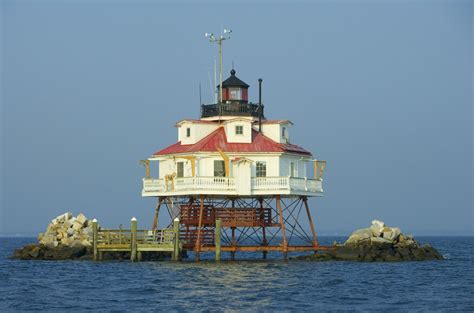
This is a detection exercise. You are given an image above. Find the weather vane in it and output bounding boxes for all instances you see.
[205,28,232,103]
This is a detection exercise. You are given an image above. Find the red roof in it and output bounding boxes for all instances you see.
[153,127,311,156]
[260,119,293,125]
[175,119,216,126]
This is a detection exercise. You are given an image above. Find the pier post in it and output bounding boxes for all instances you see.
[302,196,319,252]
[215,219,222,261]
[131,217,137,262]
[92,219,98,261]
[172,218,180,261]
[195,195,204,261]
[276,195,288,259]
[259,198,267,260]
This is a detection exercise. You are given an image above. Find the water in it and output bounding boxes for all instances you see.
[1,236,473,312]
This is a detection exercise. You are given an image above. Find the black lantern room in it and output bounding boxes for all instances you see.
[217,69,250,103]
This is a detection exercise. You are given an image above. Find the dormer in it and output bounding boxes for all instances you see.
[259,120,293,144]
[176,119,219,145]
[223,118,252,143]
[217,69,249,103]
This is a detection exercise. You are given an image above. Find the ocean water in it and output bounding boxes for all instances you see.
[1,236,473,312]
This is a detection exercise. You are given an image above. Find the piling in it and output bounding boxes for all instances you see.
[92,219,98,261]
[130,217,137,262]
[172,218,180,261]
[215,219,222,261]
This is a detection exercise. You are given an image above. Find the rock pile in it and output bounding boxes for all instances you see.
[13,212,94,260]
[295,220,444,262]
[37,212,93,248]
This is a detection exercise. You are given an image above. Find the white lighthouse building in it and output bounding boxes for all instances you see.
[141,69,326,259]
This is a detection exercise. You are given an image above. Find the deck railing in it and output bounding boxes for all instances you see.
[252,176,290,190]
[142,176,322,194]
[136,229,175,244]
[201,102,263,118]
[93,218,181,262]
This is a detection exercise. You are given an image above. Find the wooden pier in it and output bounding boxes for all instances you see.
[92,218,181,261]
[91,214,331,262]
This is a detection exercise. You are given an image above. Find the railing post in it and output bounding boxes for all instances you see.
[215,219,222,261]
[92,219,98,261]
[131,217,137,262]
[172,218,180,261]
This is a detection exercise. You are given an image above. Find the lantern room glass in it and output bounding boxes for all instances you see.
[228,87,242,100]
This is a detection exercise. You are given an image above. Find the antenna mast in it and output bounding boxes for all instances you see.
[214,59,217,103]
[205,29,232,103]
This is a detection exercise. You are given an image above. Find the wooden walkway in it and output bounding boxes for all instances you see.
[92,218,181,261]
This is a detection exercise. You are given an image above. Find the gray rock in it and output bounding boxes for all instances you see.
[76,213,88,226]
[370,219,385,236]
[370,236,392,247]
[345,228,372,245]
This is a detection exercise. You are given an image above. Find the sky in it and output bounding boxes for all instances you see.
[1,0,472,235]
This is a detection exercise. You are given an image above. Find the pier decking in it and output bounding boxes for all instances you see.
[92,218,180,261]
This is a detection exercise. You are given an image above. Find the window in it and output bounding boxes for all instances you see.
[256,162,267,177]
[186,127,191,137]
[282,127,287,138]
[177,162,184,178]
[290,162,297,177]
[235,125,243,135]
[214,160,226,177]
[229,87,242,100]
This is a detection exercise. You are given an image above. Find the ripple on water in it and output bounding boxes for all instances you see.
[1,237,473,311]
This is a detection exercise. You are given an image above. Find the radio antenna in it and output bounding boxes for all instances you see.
[205,28,232,103]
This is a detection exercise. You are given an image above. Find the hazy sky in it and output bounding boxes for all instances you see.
[1,0,472,235]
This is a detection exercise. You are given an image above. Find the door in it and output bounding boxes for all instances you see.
[236,161,251,195]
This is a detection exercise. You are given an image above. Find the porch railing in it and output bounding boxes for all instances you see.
[143,176,322,194]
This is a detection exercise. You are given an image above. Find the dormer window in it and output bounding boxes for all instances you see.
[186,127,191,137]
[235,125,243,135]
[282,127,287,138]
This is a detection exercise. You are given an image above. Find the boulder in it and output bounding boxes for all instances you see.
[43,245,87,260]
[330,246,360,261]
[382,227,400,242]
[81,239,92,247]
[344,228,372,246]
[369,219,385,237]
[370,236,392,248]
[294,220,444,262]
[51,212,72,225]
[76,213,88,226]
[67,228,75,236]
[72,221,83,231]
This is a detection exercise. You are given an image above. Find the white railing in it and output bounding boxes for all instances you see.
[306,179,323,193]
[289,177,307,191]
[143,176,322,194]
[143,177,235,193]
[252,176,289,190]
[289,177,323,193]
[193,176,235,191]
[143,179,164,192]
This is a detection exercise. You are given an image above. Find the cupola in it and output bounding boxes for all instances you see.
[217,69,249,103]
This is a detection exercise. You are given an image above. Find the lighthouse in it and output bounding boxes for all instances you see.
[141,60,326,260]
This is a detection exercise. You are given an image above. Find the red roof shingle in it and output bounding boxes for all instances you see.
[153,127,311,156]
